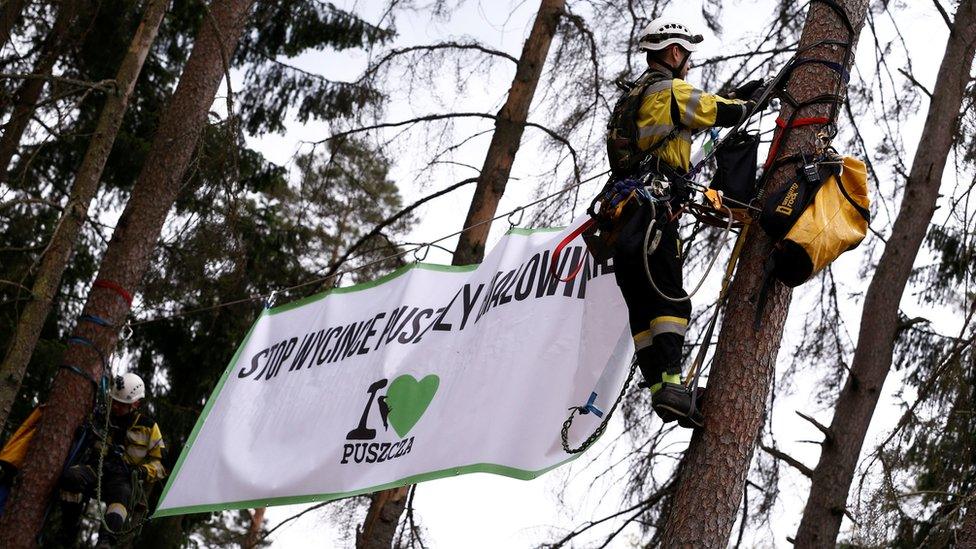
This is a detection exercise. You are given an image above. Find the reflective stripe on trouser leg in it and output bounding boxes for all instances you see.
[648,315,688,338]
[106,502,128,522]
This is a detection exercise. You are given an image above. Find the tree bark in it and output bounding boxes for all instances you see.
[659,1,869,546]
[0,0,254,544]
[356,2,566,544]
[961,500,976,549]
[794,2,976,547]
[0,0,27,49]
[0,0,79,182]
[357,486,410,549]
[0,0,168,433]
[451,0,565,265]
[243,507,266,549]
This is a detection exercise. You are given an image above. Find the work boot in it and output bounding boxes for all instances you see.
[651,383,705,429]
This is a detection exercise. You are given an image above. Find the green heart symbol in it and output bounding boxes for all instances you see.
[385,374,439,438]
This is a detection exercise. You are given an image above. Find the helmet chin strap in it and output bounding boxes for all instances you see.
[673,50,690,77]
[652,48,690,78]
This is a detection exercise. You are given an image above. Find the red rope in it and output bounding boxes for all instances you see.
[93,279,133,306]
[763,116,831,170]
[550,219,595,283]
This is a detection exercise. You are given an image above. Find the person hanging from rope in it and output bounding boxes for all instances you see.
[601,17,765,428]
[56,373,166,548]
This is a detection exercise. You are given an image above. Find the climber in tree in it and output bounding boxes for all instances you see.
[603,17,763,428]
[57,373,166,548]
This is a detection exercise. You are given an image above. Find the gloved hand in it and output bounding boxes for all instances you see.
[731,79,766,101]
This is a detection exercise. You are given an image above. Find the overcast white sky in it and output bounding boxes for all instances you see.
[205,0,965,546]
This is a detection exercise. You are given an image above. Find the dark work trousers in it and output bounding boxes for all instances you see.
[58,461,132,545]
[612,200,691,385]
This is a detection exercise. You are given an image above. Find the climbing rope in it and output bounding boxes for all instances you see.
[641,200,736,303]
[128,169,612,327]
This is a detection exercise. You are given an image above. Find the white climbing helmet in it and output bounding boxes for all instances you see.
[111,373,145,404]
[638,17,704,53]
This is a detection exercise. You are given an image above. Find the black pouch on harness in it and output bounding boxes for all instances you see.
[711,131,760,205]
[758,157,829,239]
[583,185,643,263]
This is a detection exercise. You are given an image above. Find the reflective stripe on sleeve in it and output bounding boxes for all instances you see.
[682,89,703,126]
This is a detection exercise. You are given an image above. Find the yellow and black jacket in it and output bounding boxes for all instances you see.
[608,68,749,175]
[112,411,167,483]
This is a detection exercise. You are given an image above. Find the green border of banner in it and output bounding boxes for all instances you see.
[154,228,586,518]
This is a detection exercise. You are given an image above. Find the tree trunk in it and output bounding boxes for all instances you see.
[0,0,254,544]
[0,0,27,49]
[356,2,566,544]
[961,501,976,549]
[0,0,168,433]
[357,487,410,549]
[794,2,976,547]
[451,0,565,266]
[0,0,79,182]
[659,1,869,546]
[243,507,265,549]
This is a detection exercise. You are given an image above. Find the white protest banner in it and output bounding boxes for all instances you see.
[154,221,632,517]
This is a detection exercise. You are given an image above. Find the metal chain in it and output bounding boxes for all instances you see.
[560,357,640,454]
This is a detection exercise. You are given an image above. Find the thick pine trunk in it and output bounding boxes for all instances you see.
[0,0,78,181]
[961,502,976,549]
[356,2,565,545]
[659,1,869,546]
[0,0,169,432]
[794,2,976,547]
[0,0,254,544]
[450,0,565,266]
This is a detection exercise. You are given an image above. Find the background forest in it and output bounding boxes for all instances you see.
[0,0,973,547]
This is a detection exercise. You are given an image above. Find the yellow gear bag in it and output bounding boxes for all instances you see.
[0,407,41,468]
[762,155,870,286]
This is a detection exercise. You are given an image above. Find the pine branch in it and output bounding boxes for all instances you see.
[318,112,581,184]
[931,0,953,29]
[316,177,478,285]
[760,444,813,478]
[897,68,933,98]
[360,41,518,83]
[0,72,115,91]
[795,410,833,441]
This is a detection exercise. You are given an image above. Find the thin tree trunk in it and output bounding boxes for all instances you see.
[794,2,976,547]
[659,1,869,546]
[0,0,168,433]
[357,487,410,549]
[0,0,78,181]
[0,0,27,48]
[355,2,566,545]
[0,0,254,544]
[243,507,266,549]
[451,0,565,266]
